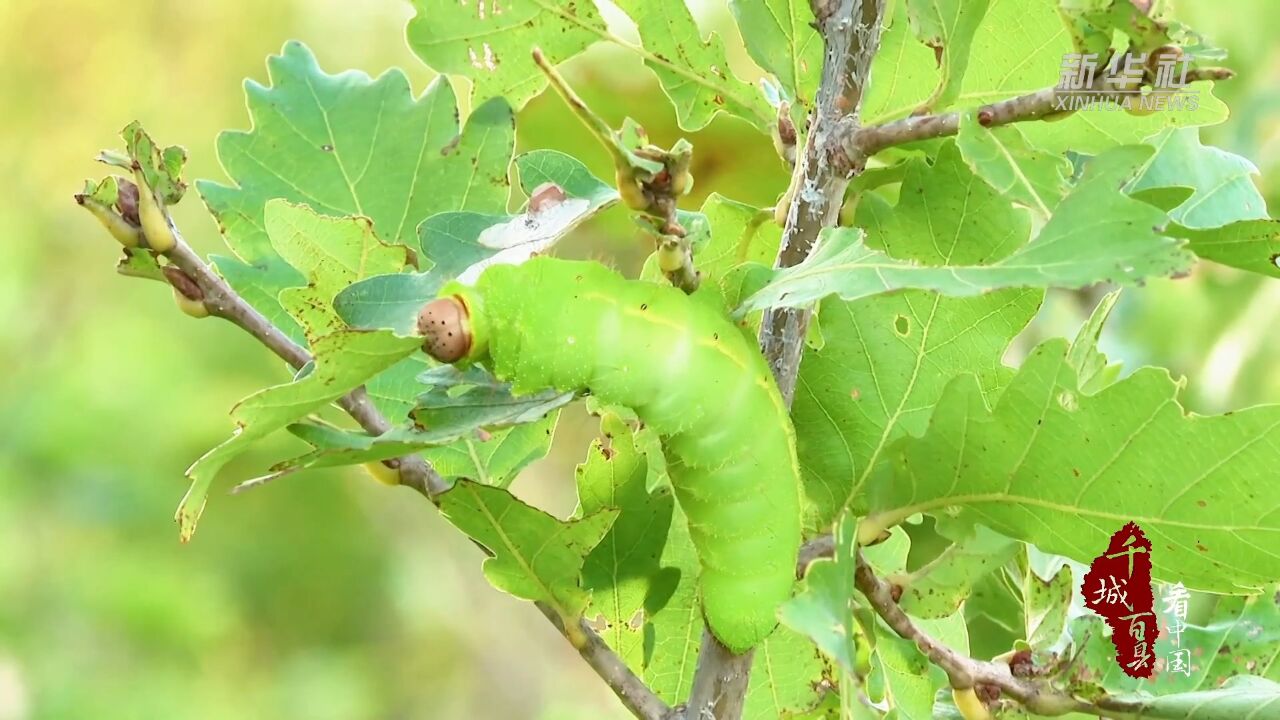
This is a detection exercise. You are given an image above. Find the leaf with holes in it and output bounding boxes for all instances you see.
[1059,0,1177,57]
[1068,289,1124,394]
[266,200,409,338]
[1067,588,1280,696]
[408,0,772,133]
[729,0,823,112]
[789,141,1041,529]
[947,0,1227,153]
[407,0,607,111]
[1023,561,1072,649]
[611,0,774,132]
[895,525,1019,619]
[780,519,861,672]
[576,415,674,668]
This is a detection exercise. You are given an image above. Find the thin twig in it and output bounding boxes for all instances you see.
[846,65,1234,161]
[849,549,1137,715]
[161,232,447,498]
[531,47,701,295]
[795,534,836,577]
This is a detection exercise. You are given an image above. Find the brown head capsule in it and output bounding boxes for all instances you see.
[418,296,472,363]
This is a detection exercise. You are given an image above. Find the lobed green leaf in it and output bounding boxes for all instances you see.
[438,480,618,619]
[863,337,1280,594]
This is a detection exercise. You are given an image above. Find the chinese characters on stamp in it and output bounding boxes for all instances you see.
[1083,522,1159,678]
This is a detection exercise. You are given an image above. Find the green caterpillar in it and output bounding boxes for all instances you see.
[418,257,802,653]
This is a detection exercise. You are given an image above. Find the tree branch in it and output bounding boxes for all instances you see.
[845,64,1233,161]
[160,230,447,498]
[681,3,889,719]
[760,0,887,403]
[850,549,1107,715]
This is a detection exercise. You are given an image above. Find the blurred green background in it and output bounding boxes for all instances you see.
[1,1,1277,718]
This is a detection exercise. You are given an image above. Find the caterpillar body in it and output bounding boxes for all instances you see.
[419,257,802,652]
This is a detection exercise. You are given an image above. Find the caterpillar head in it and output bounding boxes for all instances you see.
[418,285,489,364]
[418,296,472,363]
